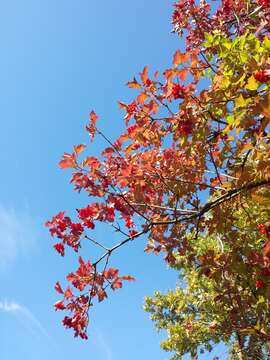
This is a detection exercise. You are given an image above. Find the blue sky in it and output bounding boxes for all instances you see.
[0,1,226,359]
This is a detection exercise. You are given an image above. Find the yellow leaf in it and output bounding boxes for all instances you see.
[241,143,254,151]
[257,296,265,304]
[239,328,257,335]
[235,94,246,108]
[245,75,259,91]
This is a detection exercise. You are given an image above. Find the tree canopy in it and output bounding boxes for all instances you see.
[46,0,270,358]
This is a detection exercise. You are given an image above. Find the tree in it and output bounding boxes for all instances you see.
[46,0,270,358]
[145,199,270,359]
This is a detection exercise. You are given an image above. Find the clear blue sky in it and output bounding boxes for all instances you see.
[0,1,226,359]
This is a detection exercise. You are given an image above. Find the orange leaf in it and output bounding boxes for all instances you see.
[64,286,73,300]
[164,80,173,98]
[97,288,107,302]
[137,92,148,104]
[74,144,86,155]
[59,159,75,169]
[257,91,270,121]
[192,69,200,82]
[182,53,189,63]
[191,54,198,68]
[178,68,188,81]
[173,50,182,66]
[164,69,177,81]
[127,78,141,89]
[140,66,149,84]
[263,241,270,257]
[173,50,189,65]
[89,110,98,125]
[87,111,98,141]
[148,100,159,114]
[59,153,76,169]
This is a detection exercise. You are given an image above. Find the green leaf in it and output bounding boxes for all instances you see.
[263,36,270,52]
[226,115,235,125]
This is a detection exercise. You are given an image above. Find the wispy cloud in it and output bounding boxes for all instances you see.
[0,300,50,339]
[0,300,22,312]
[95,329,113,360]
[0,206,37,269]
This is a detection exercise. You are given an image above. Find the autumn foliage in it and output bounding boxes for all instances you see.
[47,0,270,358]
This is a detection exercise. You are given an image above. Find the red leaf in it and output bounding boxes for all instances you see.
[102,147,115,158]
[111,280,122,290]
[54,300,66,311]
[129,230,138,238]
[105,268,119,280]
[121,275,135,281]
[64,286,73,300]
[79,256,85,267]
[261,268,270,277]
[55,281,64,294]
[53,243,65,256]
[255,279,266,289]
[70,222,84,235]
[66,272,76,283]
[97,288,107,302]
[254,70,270,83]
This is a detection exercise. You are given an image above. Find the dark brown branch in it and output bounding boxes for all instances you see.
[152,179,270,226]
[91,179,269,269]
[209,147,223,185]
